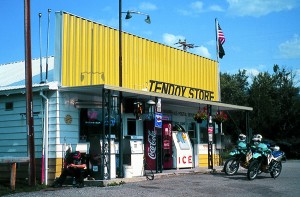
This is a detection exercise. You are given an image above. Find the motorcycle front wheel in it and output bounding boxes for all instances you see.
[224,157,240,175]
[247,160,259,180]
[270,161,282,179]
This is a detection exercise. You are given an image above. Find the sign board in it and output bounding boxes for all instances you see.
[155,113,162,128]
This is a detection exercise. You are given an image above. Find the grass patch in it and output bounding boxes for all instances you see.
[0,180,47,196]
[106,181,126,187]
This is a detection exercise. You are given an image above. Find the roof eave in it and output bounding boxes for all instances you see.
[59,84,253,111]
[0,82,58,96]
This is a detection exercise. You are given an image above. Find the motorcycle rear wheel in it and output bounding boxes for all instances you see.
[224,157,240,175]
[247,160,259,180]
[270,161,282,179]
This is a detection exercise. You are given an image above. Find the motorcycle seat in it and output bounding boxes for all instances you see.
[272,151,283,157]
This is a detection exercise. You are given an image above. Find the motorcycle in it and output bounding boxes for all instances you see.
[224,141,254,175]
[247,143,286,180]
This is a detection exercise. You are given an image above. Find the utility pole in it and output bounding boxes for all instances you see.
[24,0,36,186]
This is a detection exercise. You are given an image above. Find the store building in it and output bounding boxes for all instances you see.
[0,11,252,185]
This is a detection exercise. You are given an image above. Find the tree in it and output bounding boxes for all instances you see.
[220,65,300,157]
[220,70,249,137]
[271,65,300,139]
[247,65,299,140]
[248,72,278,138]
[220,70,249,105]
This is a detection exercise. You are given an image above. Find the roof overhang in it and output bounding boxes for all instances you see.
[59,84,253,112]
[0,82,59,96]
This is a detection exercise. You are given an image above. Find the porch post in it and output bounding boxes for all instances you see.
[118,92,124,178]
[207,105,213,169]
[246,111,250,143]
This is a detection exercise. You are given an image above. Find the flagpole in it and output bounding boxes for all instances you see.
[215,18,221,102]
[215,18,219,63]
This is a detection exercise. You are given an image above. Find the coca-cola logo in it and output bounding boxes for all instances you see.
[168,123,172,136]
[148,130,156,159]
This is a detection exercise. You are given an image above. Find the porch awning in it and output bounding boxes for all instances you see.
[59,84,253,112]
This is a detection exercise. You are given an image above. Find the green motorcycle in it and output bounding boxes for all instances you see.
[224,140,254,175]
[247,143,286,180]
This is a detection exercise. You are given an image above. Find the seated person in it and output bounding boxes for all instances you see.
[52,150,86,188]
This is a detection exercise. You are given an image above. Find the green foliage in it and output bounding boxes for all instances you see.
[106,181,126,186]
[220,70,250,135]
[0,181,47,196]
[220,65,300,157]
[220,69,249,106]
[248,65,300,139]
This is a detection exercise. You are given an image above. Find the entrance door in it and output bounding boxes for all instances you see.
[162,121,173,169]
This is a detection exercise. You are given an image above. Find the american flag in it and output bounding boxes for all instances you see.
[218,24,225,45]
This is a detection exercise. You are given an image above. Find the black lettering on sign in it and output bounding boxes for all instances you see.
[149,80,215,101]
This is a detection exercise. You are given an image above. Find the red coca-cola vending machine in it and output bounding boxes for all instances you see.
[144,120,156,170]
[162,121,173,169]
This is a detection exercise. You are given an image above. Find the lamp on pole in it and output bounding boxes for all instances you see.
[119,3,151,88]
[118,0,151,178]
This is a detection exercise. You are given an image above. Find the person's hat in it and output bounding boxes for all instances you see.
[72,151,81,160]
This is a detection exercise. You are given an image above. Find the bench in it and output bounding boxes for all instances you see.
[0,157,30,191]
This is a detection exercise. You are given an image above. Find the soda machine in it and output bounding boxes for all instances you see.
[172,124,193,169]
[162,121,173,169]
[144,120,157,170]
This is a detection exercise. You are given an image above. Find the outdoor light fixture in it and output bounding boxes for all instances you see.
[133,101,143,120]
[145,15,151,24]
[111,93,119,114]
[125,11,132,19]
[74,101,102,109]
[119,0,151,178]
[124,10,151,24]
[147,99,156,119]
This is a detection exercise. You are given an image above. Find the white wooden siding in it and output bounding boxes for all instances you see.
[0,94,43,157]
[48,91,79,159]
[0,90,84,160]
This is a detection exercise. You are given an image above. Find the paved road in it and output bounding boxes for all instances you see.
[5,160,300,197]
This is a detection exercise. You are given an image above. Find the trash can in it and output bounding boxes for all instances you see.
[123,164,133,178]
[123,136,144,177]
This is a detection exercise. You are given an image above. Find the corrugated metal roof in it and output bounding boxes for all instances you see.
[0,56,54,86]
[0,82,59,96]
[0,56,55,91]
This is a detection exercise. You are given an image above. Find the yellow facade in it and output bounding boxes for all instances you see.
[198,154,221,167]
[57,12,219,101]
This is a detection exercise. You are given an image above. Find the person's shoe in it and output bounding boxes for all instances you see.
[51,182,62,188]
[75,182,84,188]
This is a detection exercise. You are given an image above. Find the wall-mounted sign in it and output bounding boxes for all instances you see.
[149,80,215,101]
[105,116,116,127]
[64,114,72,124]
[155,113,162,128]
[156,98,161,113]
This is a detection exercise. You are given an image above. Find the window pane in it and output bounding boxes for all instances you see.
[127,119,136,135]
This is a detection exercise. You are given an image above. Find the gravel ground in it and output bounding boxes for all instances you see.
[4,181,171,197]
[3,167,223,197]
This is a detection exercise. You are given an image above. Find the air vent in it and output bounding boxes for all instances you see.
[5,102,13,110]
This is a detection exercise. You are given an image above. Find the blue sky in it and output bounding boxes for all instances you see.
[1,0,299,81]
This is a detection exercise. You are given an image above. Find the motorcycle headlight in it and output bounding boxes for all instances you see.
[273,146,280,151]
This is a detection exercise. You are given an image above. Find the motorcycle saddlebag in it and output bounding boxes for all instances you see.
[272,151,283,158]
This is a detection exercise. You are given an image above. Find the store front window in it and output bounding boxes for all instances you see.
[79,108,102,142]
[79,108,119,142]
[200,125,208,144]
[127,118,136,136]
